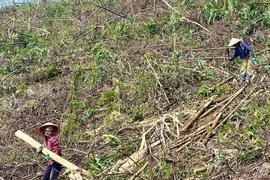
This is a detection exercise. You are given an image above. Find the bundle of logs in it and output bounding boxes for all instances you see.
[111,75,264,179]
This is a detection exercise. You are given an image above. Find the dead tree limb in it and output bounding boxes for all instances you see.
[147,57,170,104]
[202,112,222,145]
[129,161,149,180]
[0,70,18,84]
[194,166,207,173]
[170,121,213,150]
[200,96,230,119]
[209,75,234,91]
[161,0,210,33]
[175,136,200,153]
[212,88,262,134]
[212,95,231,104]
[180,99,213,132]
[215,85,247,115]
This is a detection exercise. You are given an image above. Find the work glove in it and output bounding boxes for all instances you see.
[36,146,44,154]
[45,154,51,160]
[251,57,259,65]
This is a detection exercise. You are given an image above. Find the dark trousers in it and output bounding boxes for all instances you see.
[42,162,62,180]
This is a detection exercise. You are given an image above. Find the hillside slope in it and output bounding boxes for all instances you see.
[0,0,270,179]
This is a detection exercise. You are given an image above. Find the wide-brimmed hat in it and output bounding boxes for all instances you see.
[37,122,60,136]
[228,38,242,46]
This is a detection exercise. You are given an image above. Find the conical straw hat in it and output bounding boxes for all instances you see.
[37,122,60,136]
[228,38,242,46]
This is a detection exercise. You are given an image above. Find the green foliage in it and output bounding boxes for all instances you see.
[261,11,270,26]
[237,148,263,165]
[62,113,77,139]
[253,109,270,129]
[161,13,185,33]
[15,82,26,97]
[27,66,60,83]
[63,67,85,138]
[97,90,117,107]
[213,156,224,168]
[43,1,72,18]
[103,134,120,146]
[238,2,270,34]
[0,61,13,74]
[145,18,160,36]
[239,3,269,21]
[0,87,3,98]
[91,43,110,61]
[81,109,92,122]
[213,84,229,96]
[197,84,210,98]
[84,64,108,86]
[172,50,181,61]
[197,59,206,67]
[203,69,213,79]
[1,1,270,179]
[106,22,133,39]
[202,0,230,24]
[88,154,112,174]
[153,161,173,180]
[2,142,23,162]
[0,44,9,59]
[105,113,118,129]
[45,66,61,80]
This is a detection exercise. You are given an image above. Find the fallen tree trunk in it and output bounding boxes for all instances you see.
[15,130,88,179]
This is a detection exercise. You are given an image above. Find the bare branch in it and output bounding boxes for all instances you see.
[161,0,211,33]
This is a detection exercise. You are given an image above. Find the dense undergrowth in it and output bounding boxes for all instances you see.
[0,0,270,179]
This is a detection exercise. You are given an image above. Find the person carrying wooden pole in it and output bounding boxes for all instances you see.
[15,129,88,179]
[36,122,63,180]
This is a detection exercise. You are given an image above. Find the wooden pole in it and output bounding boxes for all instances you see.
[180,99,213,132]
[15,130,89,179]
[202,112,222,145]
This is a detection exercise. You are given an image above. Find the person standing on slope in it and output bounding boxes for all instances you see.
[37,122,62,180]
[227,38,259,82]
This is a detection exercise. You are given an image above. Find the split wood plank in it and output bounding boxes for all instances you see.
[15,130,89,179]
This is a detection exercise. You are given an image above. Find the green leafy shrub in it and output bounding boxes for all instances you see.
[197,84,210,98]
[145,18,160,36]
[88,154,112,175]
[153,161,173,180]
[97,90,117,107]
[45,66,61,80]
[202,0,230,24]
[213,84,229,96]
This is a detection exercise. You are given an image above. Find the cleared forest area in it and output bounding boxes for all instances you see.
[0,0,270,179]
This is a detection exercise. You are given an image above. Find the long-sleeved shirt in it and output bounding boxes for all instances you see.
[44,135,62,165]
[231,41,253,60]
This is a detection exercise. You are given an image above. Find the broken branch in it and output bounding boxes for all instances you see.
[202,112,222,145]
[161,0,210,33]
[129,161,149,180]
[209,75,234,91]
[180,99,213,132]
